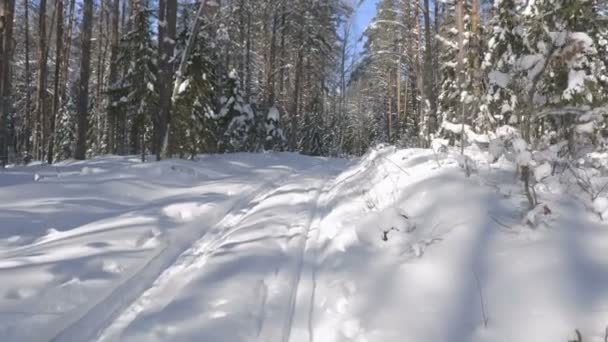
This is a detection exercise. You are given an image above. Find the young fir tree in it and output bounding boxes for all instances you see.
[437,0,465,125]
[359,0,400,144]
[172,4,218,156]
[484,0,608,145]
[108,0,157,157]
[216,70,255,152]
[264,106,285,151]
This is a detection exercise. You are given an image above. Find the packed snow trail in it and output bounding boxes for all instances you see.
[0,153,346,342]
[96,163,343,342]
[52,161,334,342]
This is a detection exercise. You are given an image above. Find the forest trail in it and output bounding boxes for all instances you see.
[95,164,340,342]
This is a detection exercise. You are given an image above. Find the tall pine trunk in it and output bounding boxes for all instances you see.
[23,0,32,160]
[74,0,94,160]
[0,0,15,166]
[456,0,465,155]
[60,0,75,104]
[423,0,437,139]
[47,0,63,164]
[34,0,48,161]
[107,0,120,153]
[157,0,177,160]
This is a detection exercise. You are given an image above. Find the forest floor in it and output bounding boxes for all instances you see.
[1,147,608,342]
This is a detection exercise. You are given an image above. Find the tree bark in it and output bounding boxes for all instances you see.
[107,0,120,153]
[23,0,32,160]
[0,0,16,166]
[172,0,210,101]
[456,0,465,155]
[387,69,392,143]
[34,0,48,161]
[423,0,437,137]
[157,0,177,160]
[47,0,63,164]
[60,0,75,104]
[266,5,278,106]
[74,0,94,160]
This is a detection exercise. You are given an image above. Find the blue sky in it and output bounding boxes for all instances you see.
[351,0,378,56]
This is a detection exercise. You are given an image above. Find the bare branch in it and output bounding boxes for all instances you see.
[473,269,489,328]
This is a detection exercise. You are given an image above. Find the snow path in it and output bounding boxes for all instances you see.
[95,163,346,342]
[0,153,345,342]
[52,165,318,342]
[280,169,330,342]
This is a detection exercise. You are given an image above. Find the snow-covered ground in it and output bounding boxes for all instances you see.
[1,148,607,342]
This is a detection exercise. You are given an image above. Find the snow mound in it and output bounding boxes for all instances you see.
[162,202,215,222]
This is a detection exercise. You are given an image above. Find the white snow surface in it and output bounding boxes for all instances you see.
[1,148,608,342]
[534,162,552,182]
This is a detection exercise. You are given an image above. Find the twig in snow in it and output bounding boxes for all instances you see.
[473,269,488,328]
[604,326,607,342]
[382,227,400,241]
[430,146,442,168]
[568,329,582,342]
[379,156,410,176]
[489,215,518,234]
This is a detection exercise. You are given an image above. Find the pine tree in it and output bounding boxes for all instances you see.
[264,106,285,151]
[484,0,608,146]
[172,4,218,155]
[217,70,255,152]
[108,0,157,158]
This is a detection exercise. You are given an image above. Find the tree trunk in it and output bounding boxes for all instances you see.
[266,6,278,106]
[23,0,32,160]
[397,45,401,135]
[245,9,252,97]
[291,49,303,150]
[0,0,16,167]
[47,0,63,164]
[34,0,48,161]
[96,2,110,153]
[74,0,94,160]
[456,0,465,155]
[278,1,286,103]
[470,0,482,129]
[157,0,177,160]
[423,0,437,138]
[387,69,392,144]
[107,0,120,153]
[414,0,423,144]
[172,0,209,101]
[60,0,75,104]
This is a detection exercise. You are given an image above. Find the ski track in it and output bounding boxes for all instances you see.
[44,154,376,342]
[280,155,381,342]
[50,163,321,342]
[279,176,328,342]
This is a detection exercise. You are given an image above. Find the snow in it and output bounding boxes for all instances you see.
[576,121,595,134]
[1,148,608,342]
[516,150,532,166]
[563,69,587,101]
[534,162,552,182]
[593,197,608,220]
[177,79,190,95]
[488,70,511,88]
[512,138,527,153]
[569,32,595,52]
[441,121,490,145]
[228,68,238,80]
[267,106,280,121]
